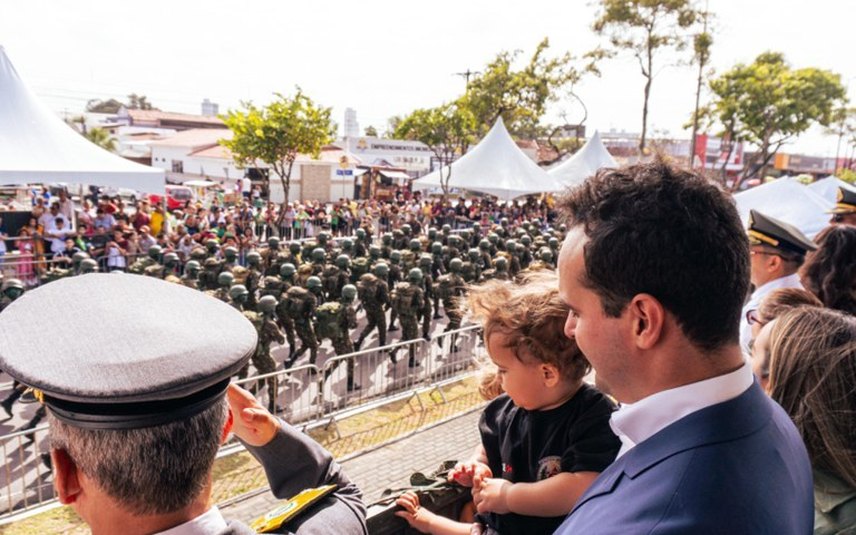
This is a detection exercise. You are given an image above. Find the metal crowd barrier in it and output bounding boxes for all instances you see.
[0,324,483,520]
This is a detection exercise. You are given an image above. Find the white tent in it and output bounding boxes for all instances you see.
[0,46,164,193]
[547,131,617,187]
[410,117,564,201]
[807,175,856,203]
[734,177,832,238]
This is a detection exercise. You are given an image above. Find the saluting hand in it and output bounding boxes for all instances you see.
[226,383,278,447]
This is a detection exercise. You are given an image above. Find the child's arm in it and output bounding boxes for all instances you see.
[395,491,474,535]
[472,471,599,517]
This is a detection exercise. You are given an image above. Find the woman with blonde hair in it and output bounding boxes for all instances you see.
[769,307,856,534]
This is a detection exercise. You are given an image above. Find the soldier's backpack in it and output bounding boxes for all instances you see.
[285,286,313,319]
[294,263,314,287]
[315,301,343,340]
[357,273,380,306]
[435,275,456,300]
[232,265,249,285]
[391,283,418,316]
[322,265,340,296]
[351,257,369,280]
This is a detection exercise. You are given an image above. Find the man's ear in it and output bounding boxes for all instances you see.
[51,448,82,505]
[541,363,561,388]
[629,294,665,350]
[221,409,234,445]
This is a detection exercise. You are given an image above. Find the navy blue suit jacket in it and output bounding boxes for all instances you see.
[553,382,814,534]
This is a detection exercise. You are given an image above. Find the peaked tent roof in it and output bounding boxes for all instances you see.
[547,131,616,187]
[806,175,856,203]
[0,46,164,193]
[734,177,832,238]
[410,117,564,201]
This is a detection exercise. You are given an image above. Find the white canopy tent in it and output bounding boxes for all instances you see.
[411,117,564,201]
[0,46,164,193]
[807,175,856,203]
[547,131,617,187]
[734,177,833,238]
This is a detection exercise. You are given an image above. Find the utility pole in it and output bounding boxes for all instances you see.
[454,69,480,91]
[689,0,710,171]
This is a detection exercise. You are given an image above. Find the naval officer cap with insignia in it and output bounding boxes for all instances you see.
[747,209,817,261]
[829,186,856,226]
[0,274,367,534]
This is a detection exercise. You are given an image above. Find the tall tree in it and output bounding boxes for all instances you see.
[688,5,713,168]
[364,125,378,137]
[84,127,116,152]
[393,100,475,198]
[593,0,701,154]
[464,38,591,139]
[826,105,856,172]
[220,90,335,208]
[708,52,845,190]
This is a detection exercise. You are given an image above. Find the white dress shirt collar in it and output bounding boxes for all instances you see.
[610,361,754,459]
[155,506,228,535]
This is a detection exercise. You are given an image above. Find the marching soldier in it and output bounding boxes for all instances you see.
[317,285,360,392]
[435,258,466,352]
[129,245,161,275]
[354,263,390,350]
[389,268,425,367]
[244,251,263,309]
[199,257,222,290]
[418,254,436,339]
[222,246,239,272]
[284,277,319,367]
[212,271,234,303]
[181,260,201,289]
[276,264,298,362]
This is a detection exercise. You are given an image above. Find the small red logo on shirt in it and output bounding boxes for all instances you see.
[502,463,513,475]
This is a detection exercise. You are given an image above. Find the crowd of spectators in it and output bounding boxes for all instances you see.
[0,186,555,285]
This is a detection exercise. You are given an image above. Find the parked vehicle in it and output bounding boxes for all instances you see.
[148,185,194,211]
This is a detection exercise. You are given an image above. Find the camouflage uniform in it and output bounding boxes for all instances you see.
[317,287,359,391]
[435,260,466,351]
[389,269,425,367]
[355,272,390,350]
[284,285,318,366]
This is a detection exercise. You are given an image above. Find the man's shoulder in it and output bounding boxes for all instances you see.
[558,384,814,534]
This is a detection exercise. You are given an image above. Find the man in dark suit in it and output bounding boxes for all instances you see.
[554,161,813,534]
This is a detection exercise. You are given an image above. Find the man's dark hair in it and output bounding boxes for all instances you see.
[559,160,750,351]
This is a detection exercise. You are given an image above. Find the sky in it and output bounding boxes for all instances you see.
[2,0,854,157]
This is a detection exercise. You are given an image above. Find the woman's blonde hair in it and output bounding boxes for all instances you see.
[769,307,856,487]
[466,271,589,381]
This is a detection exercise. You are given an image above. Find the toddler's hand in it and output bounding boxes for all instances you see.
[448,461,492,487]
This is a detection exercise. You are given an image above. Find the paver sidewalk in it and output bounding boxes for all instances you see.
[221,408,483,523]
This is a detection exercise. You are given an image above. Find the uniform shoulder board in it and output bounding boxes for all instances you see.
[250,484,338,533]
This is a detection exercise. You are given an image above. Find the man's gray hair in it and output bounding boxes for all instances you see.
[48,398,228,516]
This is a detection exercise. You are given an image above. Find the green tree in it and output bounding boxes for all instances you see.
[84,127,116,152]
[220,90,335,208]
[126,93,155,110]
[364,125,378,137]
[393,101,475,198]
[708,52,845,189]
[464,38,592,139]
[86,98,124,114]
[593,0,701,154]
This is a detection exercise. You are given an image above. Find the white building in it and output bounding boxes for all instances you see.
[343,108,359,138]
[148,129,350,203]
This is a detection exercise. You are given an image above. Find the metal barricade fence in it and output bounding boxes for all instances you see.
[0,324,483,520]
[0,425,54,516]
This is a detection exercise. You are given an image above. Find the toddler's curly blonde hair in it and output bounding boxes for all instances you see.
[466,271,590,382]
